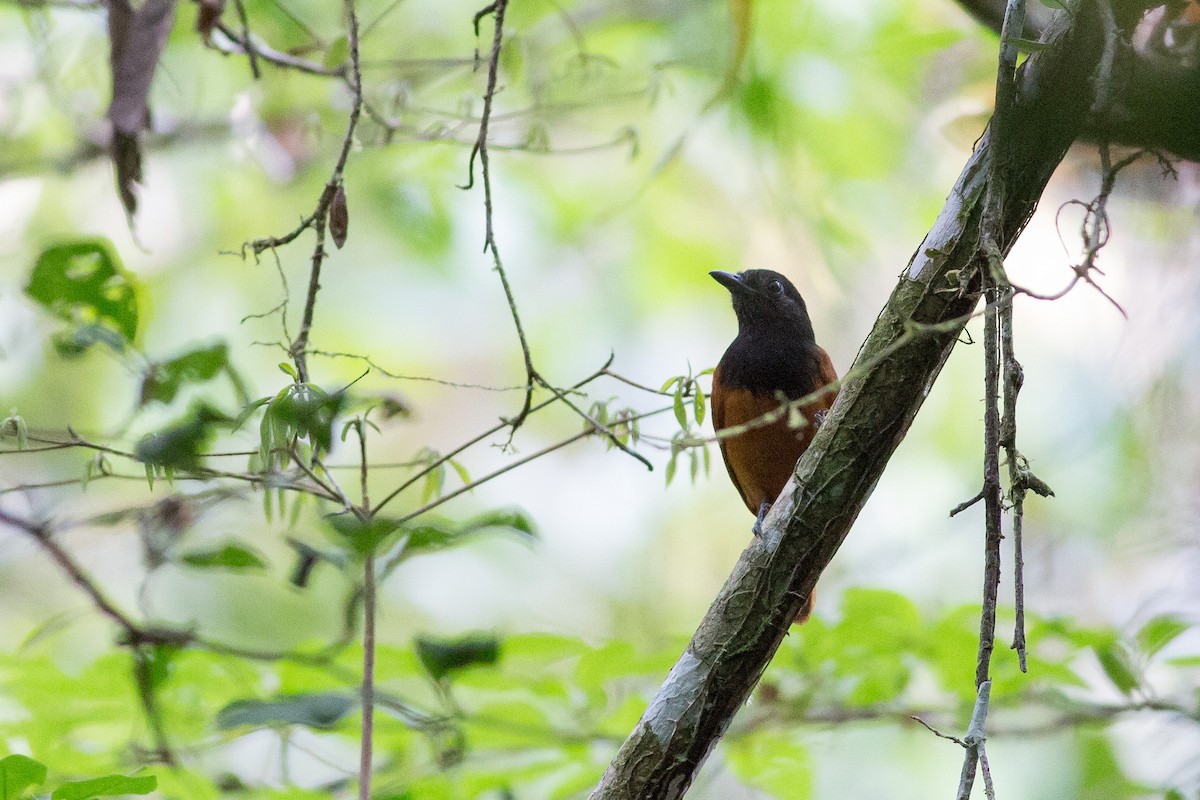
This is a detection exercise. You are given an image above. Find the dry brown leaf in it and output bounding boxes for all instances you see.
[106,0,180,215]
[330,184,349,249]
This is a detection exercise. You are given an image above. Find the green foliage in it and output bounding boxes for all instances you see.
[0,653,143,775]
[50,774,156,800]
[416,634,501,682]
[725,732,812,799]
[258,384,348,470]
[326,515,403,557]
[0,755,46,800]
[401,509,538,557]
[0,754,154,800]
[180,542,269,571]
[1094,641,1140,696]
[662,369,713,486]
[25,239,139,357]
[217,693,356,730]
[1135,614,1191,659]
[140,342,247,407]
[135,403,230,471]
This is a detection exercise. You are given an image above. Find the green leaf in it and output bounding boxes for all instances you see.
[448,458,471,486]
[269,384,346,454]
[51,324,128,358]
[216,693,355,730]
[461,508,536,538]
[673,383,687,428]
[422,464,445,504]
[401,520,458,554]
[1095,642,1139,695]
[180,543,267,571]
[140,342,236,406]
[398,509,536,561]
[232,396,270,433]
[278,362,298,380]
[659,376,681,393]
[1135,614,1190,658]
[737,73,785,140]
[135,403,229,471]
[326,515,402,557]
[51,773,156,799]
[26,238,139,356]
[0,754,46,800]
[693,387,706,425]
[416,634,501,681]
[1165,656,1200,668]
[324,35,349,69]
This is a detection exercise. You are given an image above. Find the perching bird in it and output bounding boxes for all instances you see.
[710,269,838,622]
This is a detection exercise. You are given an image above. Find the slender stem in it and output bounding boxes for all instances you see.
[231,0,260,78]
[1001,296,1027,671]
[976,276,1003,690]
[960,0,1025,794]
[465,0,538,434]
[279,0,363,382]
[357,420,370,511]
[358,554,377,800]
[133,647,178,766]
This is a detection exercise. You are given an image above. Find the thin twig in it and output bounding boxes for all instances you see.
[132,646,179,765]
[536,378,652,469]
[463,0,538,436]
[230,0,260,78]
[911,715,966,746]
[1000,284,1028,672]
[356,420,369,511]
[211,20,339,77]
[288,0,364,380]
[283,345,524,390]
[959,0,1026,793]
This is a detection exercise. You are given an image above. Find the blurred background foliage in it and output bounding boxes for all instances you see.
[1,0,1199,797]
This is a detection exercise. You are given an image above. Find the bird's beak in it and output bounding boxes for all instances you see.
[710,271,745,294]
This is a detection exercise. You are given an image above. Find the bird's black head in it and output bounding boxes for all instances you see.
[710,269,815,343]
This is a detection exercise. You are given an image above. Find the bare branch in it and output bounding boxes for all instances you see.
[463,0,539,435]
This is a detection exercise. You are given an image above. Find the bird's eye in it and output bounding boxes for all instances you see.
[768,280,784,296]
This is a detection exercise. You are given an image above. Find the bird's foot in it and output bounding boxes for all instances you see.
[752,501,771,537]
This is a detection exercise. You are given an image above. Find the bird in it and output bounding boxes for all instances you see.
[710,269,838,623]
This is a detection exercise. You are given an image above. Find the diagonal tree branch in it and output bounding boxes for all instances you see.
[590,1,1157,796]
